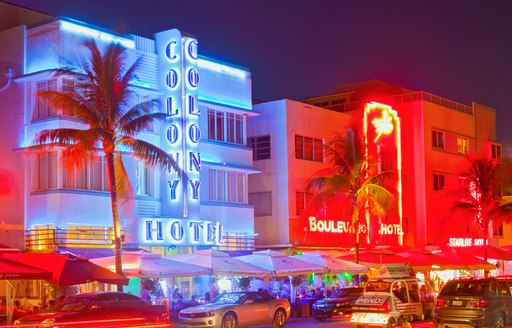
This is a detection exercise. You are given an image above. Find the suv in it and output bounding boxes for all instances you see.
[434,276,512,328]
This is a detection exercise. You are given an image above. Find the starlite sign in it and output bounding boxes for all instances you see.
[142,218,223,246]
[449,237,486,247]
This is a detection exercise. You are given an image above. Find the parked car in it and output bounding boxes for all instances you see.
[311,286,364,321]
[434,276,512,328]
[179,291,290,328]
[13,292,169,327]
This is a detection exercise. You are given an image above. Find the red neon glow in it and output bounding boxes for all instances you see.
[364,102,403,246]
[372,110,394,142]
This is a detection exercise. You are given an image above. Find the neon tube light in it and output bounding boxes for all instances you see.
[198,58,247,79]
[61,21,135,49]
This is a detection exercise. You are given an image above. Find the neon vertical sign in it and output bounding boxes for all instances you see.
[155,29,201,219]
[363,102,403,245]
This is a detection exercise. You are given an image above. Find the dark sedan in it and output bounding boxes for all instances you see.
[311,286,364,321]
[13,292,169,327]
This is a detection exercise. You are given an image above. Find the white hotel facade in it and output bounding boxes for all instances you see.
[0,6,258,255]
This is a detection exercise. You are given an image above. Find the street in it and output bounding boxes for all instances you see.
[249,318,436,328]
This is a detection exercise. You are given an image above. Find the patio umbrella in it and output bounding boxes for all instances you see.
[397,249,463,272]
[0,258,53,324]
[3,252,129,286]
[430,247,496,270]
[0,258,53,280]
[337,252,422,269]
[91,251,209,278]
[235,249,327,277]
[459,245,512,261]
[164,249,270,277]
[292,252,368,274]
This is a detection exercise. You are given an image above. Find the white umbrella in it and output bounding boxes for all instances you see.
[292,252,368,274]
[91,251,209,278]
[235,249,328,277]
[164,249,270,277]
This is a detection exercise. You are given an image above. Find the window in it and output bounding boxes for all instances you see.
[33,225,55,251]
[35,152,111,193]
[433,173,445,191]
[136,161,153,196]
[432,130,445,149]
[139,95,155,132]
[209,169,246,203]
[36,80,57,119]
[247,135,271,160]
[296,191,314,215]
[36,151,58,191]
[457,137,469,155]
[491,143,502,161]
[295,135,323,162]
[494,222,504,237]
[208,109,244,145]
[36,79,77,120]
[63,159,87,190]
[248,192,272,216]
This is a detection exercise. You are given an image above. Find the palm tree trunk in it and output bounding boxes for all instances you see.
[105,151,124,291]
[353,207,360,264]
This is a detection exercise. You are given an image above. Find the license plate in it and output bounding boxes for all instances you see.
[452,300,463,306]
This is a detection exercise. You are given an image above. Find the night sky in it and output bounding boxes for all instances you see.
[5,0,512,148]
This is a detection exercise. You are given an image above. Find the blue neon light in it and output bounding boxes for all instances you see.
[198,94,252,110]
[60,21,135,49]
[198,58,247,79]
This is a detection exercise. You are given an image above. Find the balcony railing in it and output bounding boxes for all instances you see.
[312,91,474,115]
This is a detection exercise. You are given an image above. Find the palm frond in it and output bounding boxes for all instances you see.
[113,151,134,208]
[34,128,85,145]
[117,136,181,173]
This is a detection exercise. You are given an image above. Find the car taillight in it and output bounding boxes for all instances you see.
[383,299,391,311]
[470,299,489,308]
[435,298,446,308]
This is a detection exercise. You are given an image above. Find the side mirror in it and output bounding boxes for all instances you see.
[245,299,254,304]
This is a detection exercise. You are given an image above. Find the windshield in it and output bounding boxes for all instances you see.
[365,281,392,293]
[331,288,363,298]
[440,281,486,296]
[55,296,93,312]
[211,293,244,305]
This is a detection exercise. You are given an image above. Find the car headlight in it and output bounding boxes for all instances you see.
[13,320,21,325]
[41,318,56,327]
[203,311,216,317]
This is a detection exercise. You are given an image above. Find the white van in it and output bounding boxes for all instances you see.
[350,263,434,327]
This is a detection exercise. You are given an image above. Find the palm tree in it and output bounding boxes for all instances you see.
[34,41,180,290]
[306,129,396,263]
[452,156,512,262]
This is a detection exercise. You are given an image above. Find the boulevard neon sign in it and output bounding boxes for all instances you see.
[307,217,402,236]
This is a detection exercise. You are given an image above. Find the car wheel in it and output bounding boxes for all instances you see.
[272,308,287,328]
[494,313,505,328]
[314,318,326,322]
[221,312,238,328]
[385,317,397,328]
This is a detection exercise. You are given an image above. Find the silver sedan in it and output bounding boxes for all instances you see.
[179,291,290,328]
